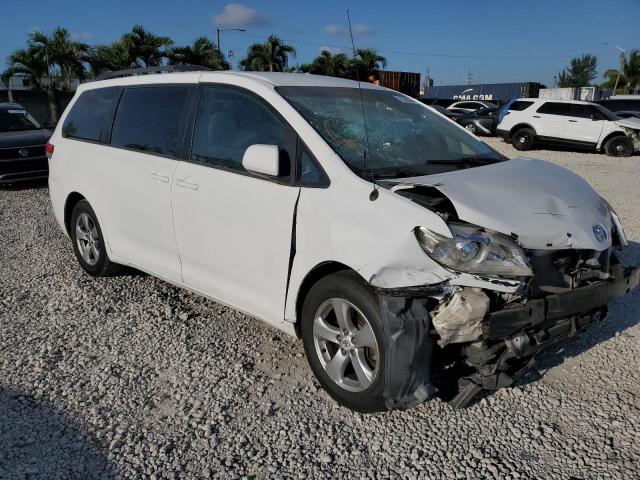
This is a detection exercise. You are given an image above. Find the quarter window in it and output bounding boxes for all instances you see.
[191,87,287,173]
[62,87,118,142]
[110,86,189,156]
[509,101,534,111]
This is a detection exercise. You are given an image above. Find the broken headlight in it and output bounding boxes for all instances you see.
[415,223,533,276]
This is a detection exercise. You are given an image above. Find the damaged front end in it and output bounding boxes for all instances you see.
[374,160,640,409]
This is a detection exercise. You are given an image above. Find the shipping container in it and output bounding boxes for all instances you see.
[424,82,541,103]
[538,87,577,100]
[380,71,421,98]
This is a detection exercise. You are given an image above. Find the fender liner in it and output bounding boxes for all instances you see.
[379,294,436,410]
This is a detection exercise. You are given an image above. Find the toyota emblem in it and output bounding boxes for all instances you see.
[592,224,608,243]
[18,148,28,157]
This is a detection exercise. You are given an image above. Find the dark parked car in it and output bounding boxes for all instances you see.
[596,96,640,113]
[454,107,499,135]
[615,111,640,120]
[0,103,52,184]
[429,105,465,119]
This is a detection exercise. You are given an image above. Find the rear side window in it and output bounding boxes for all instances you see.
[509,101,533,111]
[111,86,189,157]
[191,87,288,173]
[62,87,118,142]
[537,102,571,116]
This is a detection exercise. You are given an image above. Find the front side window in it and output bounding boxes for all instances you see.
[278,86,504,179]
[62,87,118,141]
[0,108,42,132]
[110,86,189,156]
[191,87,287,173]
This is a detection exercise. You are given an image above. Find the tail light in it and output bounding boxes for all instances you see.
[46,142,54,159]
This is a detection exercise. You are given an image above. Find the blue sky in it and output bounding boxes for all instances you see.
[1,0,639,87]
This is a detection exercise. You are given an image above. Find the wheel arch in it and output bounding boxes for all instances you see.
[293,261,358,337]
[64,192,86,236]
[599,130,628,150]
[509,123,536,136]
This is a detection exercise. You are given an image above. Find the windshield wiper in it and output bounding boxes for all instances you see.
[426,156,497,165]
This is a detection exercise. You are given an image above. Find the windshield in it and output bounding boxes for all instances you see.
[0,108,42,132]
[277,86,504,179]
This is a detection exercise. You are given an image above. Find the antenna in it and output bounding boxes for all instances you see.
[347,10,378,201]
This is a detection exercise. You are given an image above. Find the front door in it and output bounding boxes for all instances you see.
[172,85,299,324]
[564,104,605,144]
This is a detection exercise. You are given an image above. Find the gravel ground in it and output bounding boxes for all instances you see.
[1,140,639,479]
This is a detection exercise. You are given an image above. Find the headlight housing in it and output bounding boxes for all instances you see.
[415,223,533,276]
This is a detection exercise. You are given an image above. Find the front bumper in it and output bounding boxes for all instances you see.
[486,266,640,339]
[0,156,49,184]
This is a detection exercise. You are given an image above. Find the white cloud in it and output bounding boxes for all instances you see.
[71,31,95,41]
[324,24,373,36]
[318,46,348,55]
[214,3,269,28]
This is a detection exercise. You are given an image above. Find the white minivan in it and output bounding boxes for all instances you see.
[48,68,639,411]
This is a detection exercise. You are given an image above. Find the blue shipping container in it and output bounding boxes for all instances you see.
[425,82,541,103]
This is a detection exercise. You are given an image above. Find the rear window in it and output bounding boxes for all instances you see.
[62,87,118,142]
[110,86,189,157]
[537,102,572,116]
[509,101,533,111]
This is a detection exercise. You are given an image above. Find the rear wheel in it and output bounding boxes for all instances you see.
[604,136,634,157]
[301,271,387,412]
[464,123,477,134]
[511,127,535,151]
[70,200,121,276]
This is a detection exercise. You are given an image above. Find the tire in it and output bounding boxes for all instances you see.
[511,127,535,151]
[70,200,121,276]
[464,123,477,134]
[604,136,634,157]
[301,271,387,412]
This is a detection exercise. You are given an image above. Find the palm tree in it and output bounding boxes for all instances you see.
[1,47,48,90]
[351,48,387,80]
[87,39,138,76]
[2,27,88,121]
[168,36,230,70]
[623,49,640,93]
[308,50,350,78]
[123,25,173,67]
[239,35,296,72]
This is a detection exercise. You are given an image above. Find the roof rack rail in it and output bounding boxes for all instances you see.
[95,65,213,81]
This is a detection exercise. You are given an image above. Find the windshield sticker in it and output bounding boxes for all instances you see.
[7,110,26,114]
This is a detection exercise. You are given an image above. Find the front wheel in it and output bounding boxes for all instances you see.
[604,136,634,157]
[301,271,387,412]
[464,123,477,134]
[511,127,535,151]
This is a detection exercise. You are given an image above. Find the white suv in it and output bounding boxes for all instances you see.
[497,98,640,156]
[47,69,639,411]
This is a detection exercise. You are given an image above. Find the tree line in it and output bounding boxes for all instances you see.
[1,26,387,88]
[557,52,640,92]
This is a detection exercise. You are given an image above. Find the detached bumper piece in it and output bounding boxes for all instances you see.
[450,266,640,409]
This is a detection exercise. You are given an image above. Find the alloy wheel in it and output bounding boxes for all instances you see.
[312,298,379,392]
[75,213,100,266]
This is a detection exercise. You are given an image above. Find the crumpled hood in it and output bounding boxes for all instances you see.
[389,158,612,250]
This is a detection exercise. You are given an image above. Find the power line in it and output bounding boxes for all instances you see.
[226,31,580,60]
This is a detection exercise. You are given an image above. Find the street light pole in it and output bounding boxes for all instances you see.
[602,43,626,95]
[216,28,246,56]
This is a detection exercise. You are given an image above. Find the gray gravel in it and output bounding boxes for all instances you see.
[1,141,639,479]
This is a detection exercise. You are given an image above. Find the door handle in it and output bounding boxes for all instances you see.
[532,115,541,118]
[150,172,170,183]
[568,119,578,122]
[175,178,199,190]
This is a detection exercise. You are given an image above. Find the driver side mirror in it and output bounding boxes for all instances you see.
[242,144,281,177]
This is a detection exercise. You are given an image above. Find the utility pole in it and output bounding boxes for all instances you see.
[216,28,246,57]
[602,43,626,95]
